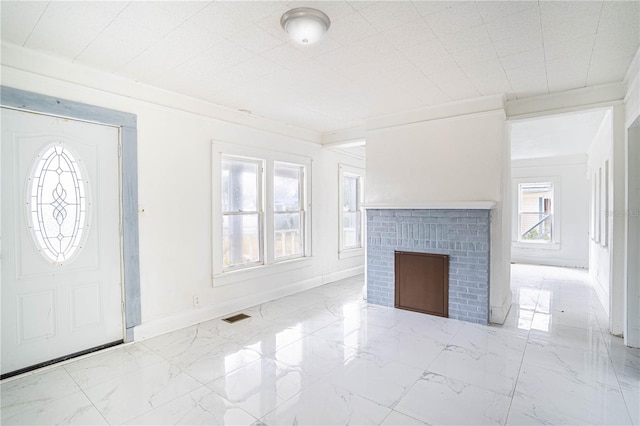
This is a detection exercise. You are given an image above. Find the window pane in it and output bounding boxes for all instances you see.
[222,159,258,212]
[274,163,301,212]
[274,212,302,258]
[519,183,553,242]
[520,213,553,241]
[342,211,361,248]
[223,214,260,267]
[342,176,358,212]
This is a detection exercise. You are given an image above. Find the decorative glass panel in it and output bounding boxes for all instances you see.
[28,144,88,264]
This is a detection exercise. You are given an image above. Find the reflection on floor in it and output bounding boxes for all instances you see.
[1,264,639,425]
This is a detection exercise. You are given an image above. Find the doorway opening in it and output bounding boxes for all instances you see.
[508,108,615,333]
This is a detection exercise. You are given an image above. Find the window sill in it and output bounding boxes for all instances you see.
[213,257,313,287]
[339,247,365,259]
[512,241,561,251]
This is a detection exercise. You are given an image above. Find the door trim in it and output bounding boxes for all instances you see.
[1,86,141,341]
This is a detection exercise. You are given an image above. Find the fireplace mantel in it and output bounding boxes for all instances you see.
[364,201,497,210]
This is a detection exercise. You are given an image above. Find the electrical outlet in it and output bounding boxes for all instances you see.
[193,295,200,308]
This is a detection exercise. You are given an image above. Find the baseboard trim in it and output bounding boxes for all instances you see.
[511,256,588,269]
[322,265,364,284]
[133,267,364,341]
[490,294,512,325]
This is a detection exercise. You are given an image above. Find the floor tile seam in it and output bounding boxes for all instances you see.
[0,366,85,422]
[63,366,112,426]
[197,355,267,388]
[280,331,358,354]
[526,336,610,356]
[121,384,251,426]
[528,319,607,336]
[421,363,518,400]
[64,352,168,391]
[378,409,396,425]
[503,323,530,426]
[314,373,400,412]
[306,329,357,349]
[519,358,623,390]
[604,335,639,424]
[193,384,263,423]
[381,408,427,426]
[175,340,265,373]
[525,338,614,362]
[435,342,527,369]
[619,390,640,426]
[203,365,323,420]
[166,355,230,387]
[261,350,356,383]
[347,347,433,373]
[386,368,426,412]
[0,390,82,424]
[0,341,134,386]
[422,322,466,351]
[253,373,341,423]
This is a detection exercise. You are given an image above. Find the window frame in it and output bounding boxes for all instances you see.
[512,177,560,249]
[273,161,306,262]
[220,155,264,271]
[338,164,364,257]
[212,142,312,286]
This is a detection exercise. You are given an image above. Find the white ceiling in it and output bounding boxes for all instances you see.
[510,109,608,160]
[1,1,638,134]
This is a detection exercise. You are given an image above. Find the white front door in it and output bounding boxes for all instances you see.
[1,108,124,376]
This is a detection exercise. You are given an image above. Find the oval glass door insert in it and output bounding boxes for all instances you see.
[28,143,89,264]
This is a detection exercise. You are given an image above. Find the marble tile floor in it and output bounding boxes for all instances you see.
[1,264,638,425]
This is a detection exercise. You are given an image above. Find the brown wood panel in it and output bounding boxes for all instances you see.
[395,251,449,317]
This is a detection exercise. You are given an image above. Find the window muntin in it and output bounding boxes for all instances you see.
[341,173,363,250]
[221,157,263,269]
[274,162,304,260]
[518,182,553,243]
[28,144,88,264]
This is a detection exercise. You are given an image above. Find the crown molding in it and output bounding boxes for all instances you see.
[366,94,506,132]
[0,42,322,145]
[505,83,626,120]
[363,201,497,210]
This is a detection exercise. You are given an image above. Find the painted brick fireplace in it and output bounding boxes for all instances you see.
[366,208,491,324]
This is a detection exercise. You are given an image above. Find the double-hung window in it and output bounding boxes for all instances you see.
[216,147,310,278]
[221,157,263,269]
[339,165,364,254]
[518,182,554,243]
[274,162,304,260]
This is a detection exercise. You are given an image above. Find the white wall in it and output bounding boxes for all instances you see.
[366,112,504,205]
[365,105,512,324]
[624,51,640,347]
[1,44,364,339]
[588,110,615,316]
[511,155,590,268]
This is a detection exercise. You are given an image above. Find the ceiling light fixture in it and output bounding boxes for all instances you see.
[280,7,330,45]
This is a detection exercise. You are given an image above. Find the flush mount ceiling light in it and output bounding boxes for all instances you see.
[280,7,330,45]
